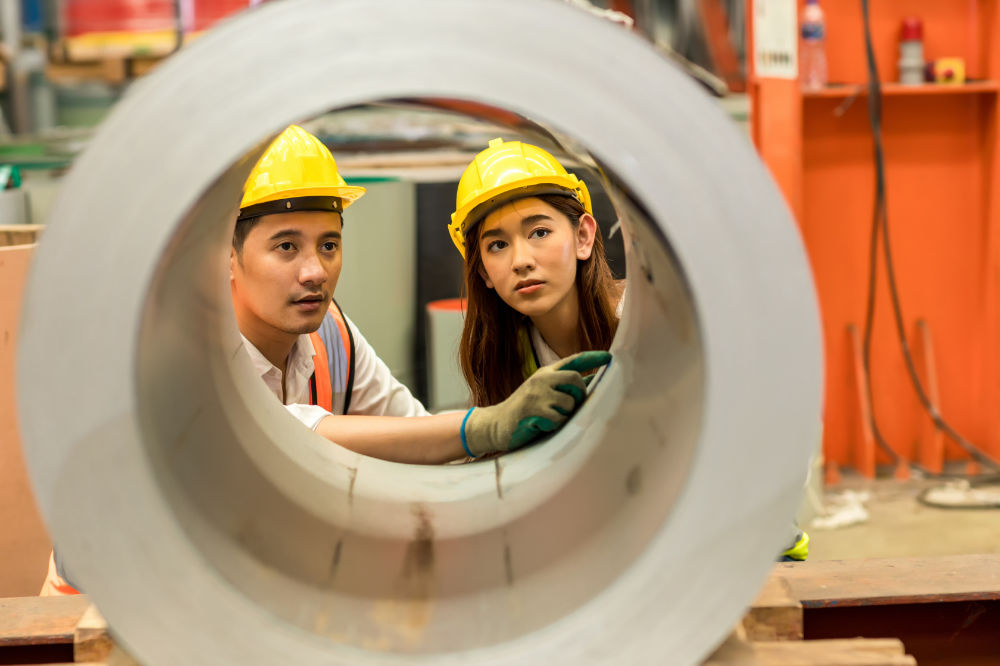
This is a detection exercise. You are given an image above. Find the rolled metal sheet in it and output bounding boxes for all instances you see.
[18,0,822,664]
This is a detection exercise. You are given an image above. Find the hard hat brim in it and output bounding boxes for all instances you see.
[461,185,586,233]
[247,185,366,210]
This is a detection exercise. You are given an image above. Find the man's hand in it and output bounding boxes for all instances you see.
[463,351,612,457]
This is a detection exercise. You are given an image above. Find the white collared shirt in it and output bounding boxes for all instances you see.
[241,332,332,429]
[241,314,429,430]
[529,324,561,368]
[241,333,317,405]
[529,286,626,367]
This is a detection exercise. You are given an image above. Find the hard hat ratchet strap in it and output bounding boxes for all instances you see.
[238,195,344,222]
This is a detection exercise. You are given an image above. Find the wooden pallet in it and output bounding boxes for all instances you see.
[700,572,916,665]
[0,596,135,665]
[21,555,1000,665]
[0,592,914,666]
[770,556,1000,666]
[12,555,1000,664]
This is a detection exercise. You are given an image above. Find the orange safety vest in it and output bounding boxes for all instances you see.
[309,298,355,415]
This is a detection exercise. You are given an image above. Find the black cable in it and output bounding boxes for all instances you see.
[858,0,1000,475]
[172,0,185,54]
[859,0,905,469]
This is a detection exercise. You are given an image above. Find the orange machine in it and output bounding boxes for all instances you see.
[748,1,1000,480]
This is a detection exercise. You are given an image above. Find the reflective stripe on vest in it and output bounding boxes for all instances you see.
[309,298,355,415]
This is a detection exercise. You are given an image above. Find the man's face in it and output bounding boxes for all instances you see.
[231,210,343,345]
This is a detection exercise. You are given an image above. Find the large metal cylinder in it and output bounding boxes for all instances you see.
[18,1,822,664]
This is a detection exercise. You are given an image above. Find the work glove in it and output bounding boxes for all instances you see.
[462,350,612,457]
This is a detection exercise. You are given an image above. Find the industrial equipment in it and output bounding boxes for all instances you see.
[17,1,821,664]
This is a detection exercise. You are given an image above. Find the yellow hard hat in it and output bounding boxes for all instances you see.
[238,124,365,221]
[449,138,592,258]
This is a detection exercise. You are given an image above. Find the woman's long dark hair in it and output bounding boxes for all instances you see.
[459,194,620,406]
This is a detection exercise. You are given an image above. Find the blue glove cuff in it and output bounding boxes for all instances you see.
[460,407,476,458]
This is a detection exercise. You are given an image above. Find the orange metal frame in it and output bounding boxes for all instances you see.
[748,0,1000,479]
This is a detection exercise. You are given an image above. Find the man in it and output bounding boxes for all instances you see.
[230,125,610,464]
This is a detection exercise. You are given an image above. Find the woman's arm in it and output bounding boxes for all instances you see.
[312,350,613,465]
[314,411,465,464]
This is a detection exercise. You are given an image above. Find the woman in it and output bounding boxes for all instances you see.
[449,138,623,407]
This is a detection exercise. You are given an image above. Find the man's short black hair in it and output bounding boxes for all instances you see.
[232,215,259,256]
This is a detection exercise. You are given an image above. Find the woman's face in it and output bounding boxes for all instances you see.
[476,197,596,320]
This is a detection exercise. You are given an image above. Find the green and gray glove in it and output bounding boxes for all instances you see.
[462,350,612,457]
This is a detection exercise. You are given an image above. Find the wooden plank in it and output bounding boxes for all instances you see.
[704,631,914,665]
[743,574,803,641]
[0,595,90,647]
[74,604,113,663]
[752,638,915,665]
[0,224,42,247]
[778,555,1000,608]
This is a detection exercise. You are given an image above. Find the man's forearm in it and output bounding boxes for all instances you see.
[313,412,467,464]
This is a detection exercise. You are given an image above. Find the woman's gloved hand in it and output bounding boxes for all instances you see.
[462,351,612,457]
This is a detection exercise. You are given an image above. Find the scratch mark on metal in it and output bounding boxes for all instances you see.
[329,539,343,581]
[347,466,358,506]
[494,457,504,499]
[504,541,514,586]
[369,506,435,644]
[626,465,642,495]
[401,508,434,584]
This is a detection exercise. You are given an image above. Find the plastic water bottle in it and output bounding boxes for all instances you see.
[800,0,827,91]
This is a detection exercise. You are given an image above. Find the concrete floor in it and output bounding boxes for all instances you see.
[807,476,1000,561]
